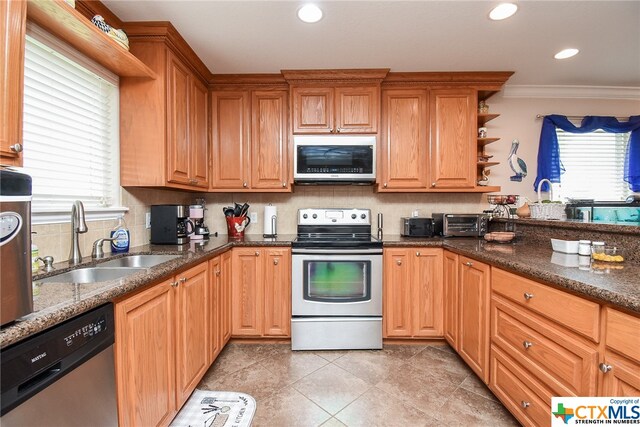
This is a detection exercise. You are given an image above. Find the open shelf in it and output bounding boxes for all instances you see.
[27,0,156,78]
[477,113,500,126]
[477,137,500,147]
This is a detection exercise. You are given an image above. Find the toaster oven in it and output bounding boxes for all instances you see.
[433,213,488,237]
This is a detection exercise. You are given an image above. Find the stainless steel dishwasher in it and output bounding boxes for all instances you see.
[1,303,118,426]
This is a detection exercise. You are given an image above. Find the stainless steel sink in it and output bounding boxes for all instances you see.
[97,254,181,268]
[38,267,147,284]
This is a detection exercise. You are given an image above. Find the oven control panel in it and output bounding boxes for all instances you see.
[298,208,370,225]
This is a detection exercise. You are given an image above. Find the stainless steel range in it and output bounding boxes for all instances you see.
[291,208,383,350]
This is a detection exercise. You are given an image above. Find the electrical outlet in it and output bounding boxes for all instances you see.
[249,212,258,224]
[145,212,151,229]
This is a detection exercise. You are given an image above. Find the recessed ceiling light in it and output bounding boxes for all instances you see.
[489,3,518,20]
[297,4,323,23]
[554,48,580,59]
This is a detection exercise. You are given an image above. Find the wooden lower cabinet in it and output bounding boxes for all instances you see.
[383,248,443,338]
[458,256,491,383]
[209,252,233,362]
[443,250,459,348]
[600,307,640,396]
[115,279,177,427]
[599,350,640,396]
[232,247,291,337]
[115,262,209,427]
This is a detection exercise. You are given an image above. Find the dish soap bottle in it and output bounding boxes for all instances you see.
[110,215,130,253]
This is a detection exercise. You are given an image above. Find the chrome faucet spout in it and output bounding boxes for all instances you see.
[69,201,88,265]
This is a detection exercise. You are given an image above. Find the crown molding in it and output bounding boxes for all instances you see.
[503,85,640,100]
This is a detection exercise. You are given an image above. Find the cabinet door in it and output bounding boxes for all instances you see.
[209,257,222,363]
[383,249,412,337]
[190,77,209,188]
[379,89,429,190]
[175,263,209,407]
[231,248,263,336]
[0,0,26,165]
[458,256,491,383]
[335,86,379,133]
[412,248,443,337]
[115,279,176,427]
[251,90,289,190]
[429,89,476,189]
[211,91,250,189]
[292,87,334,133]
[600,351,640,396]
[221,251,233,344]
[166,51,191,185]
[263,248,291,336]
[443,251,459,349]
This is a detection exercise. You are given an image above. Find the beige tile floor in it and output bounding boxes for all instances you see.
[198,343,520,427]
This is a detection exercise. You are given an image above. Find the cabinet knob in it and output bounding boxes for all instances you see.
[523,340,533,349]
[215,270,221,276]
[243,182,248,188]
[336,127,341,133]
[465,261,473,267]
[383,183,388,188]
[171,281,179,288]
[282,182,287,188]
[10,143,23,153]
[599,363,613,374]
[431,182,436,187]
[416,251,421,257]
[255,251,260,256]
[179,277,187,283]
[396,259,402,266]
[521,401,530,409]
[273,259,279,265]
[524,292,534,300]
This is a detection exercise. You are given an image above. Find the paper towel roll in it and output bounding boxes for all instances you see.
[263,205,277,236]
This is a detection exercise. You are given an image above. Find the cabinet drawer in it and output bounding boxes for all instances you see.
[490,345,551,427]
[492,268,600,342]
[605,308,640,363]
[491,296,598,397]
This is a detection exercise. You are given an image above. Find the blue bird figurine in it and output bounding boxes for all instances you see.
[508,139,527,182]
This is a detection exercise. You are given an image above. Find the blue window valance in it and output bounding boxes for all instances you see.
[534,115,640,192]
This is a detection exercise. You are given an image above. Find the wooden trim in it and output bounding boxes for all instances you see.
[282,68,390,83]
[384,71,514,85]
[375,185,502,193]
[211,73,287,87]
[75,0,123,28]
[123,21,212,83]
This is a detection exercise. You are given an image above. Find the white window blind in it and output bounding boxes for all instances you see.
[22,27,122,218]
[556,129,631,201]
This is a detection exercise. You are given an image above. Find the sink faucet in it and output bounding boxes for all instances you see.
[69,201,88,265]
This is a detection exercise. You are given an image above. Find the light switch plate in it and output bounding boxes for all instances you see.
[145,212,151,229]
[249,212,258,224]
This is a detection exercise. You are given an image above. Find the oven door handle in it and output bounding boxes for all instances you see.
[292,248,383,255]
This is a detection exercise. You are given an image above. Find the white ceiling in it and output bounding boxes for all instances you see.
[102,1,640,87]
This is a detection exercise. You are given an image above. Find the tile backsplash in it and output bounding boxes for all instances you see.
[32,185,488,263]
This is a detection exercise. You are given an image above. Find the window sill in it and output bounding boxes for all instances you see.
[32,207,129,225]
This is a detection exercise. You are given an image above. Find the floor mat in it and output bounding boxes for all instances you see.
[170,390,256,427]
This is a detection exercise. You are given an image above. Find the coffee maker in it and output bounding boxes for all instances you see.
[150,205,192,245]
[189,200,210,241]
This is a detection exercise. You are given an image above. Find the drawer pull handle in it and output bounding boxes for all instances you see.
[255,251,260,256]
[179,277,187,283]
[416,252,421,257]
[171,281,179,288]
[273,259,279,265]
[521,401,530,409]
[465,261,473,267]
[282,182,287,187]
[523,341,533,349]
[383,182,388,188]
[599,363,613,374]
[243,182,248,188]
[396,259,402,266]
[524,292,534,300]
[10,143,23,153]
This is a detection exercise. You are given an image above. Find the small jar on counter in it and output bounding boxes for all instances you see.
[591,241,605,256]
[578,240,592,256]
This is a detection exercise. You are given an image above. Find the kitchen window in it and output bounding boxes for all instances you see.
[555,129,631,201]
[22,24,125,224]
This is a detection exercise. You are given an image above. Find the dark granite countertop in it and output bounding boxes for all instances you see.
[2,233,638,349]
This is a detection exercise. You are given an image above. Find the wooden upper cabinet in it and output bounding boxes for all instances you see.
[0,0,26,166]
[166,52,191,185]
[190,78,210,187]
[379,89,429,190]
[335,86,379,133]
[292,87,333,133]
[251,90,289,190]
[458,255,491,383]
[429,89,476,189]
[292,85,379,134]
[211,91,250,189]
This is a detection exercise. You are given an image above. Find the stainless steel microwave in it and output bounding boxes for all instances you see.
[293,135,376,184]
